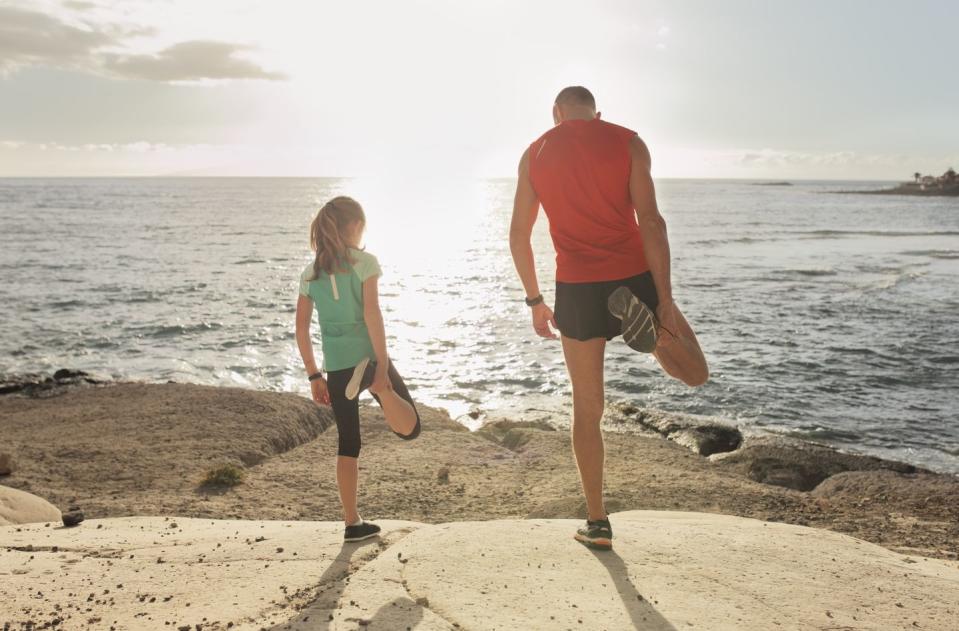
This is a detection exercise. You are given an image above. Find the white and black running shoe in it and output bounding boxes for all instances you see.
[574,518,613,551]
[344,520,381,542]
[608,286,658,353]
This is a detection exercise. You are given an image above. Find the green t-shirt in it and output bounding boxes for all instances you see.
[299,248,382,372]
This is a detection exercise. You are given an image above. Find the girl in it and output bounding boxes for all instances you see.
[295,196,421,542]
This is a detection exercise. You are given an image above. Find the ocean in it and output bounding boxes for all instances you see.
[1,177,957,473]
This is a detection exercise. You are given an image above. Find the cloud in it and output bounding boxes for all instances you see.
[102,40,286,82]
[733,149,899,168]
[62,1,98,10]
[0,6,283,82]
[0,140,220,153]
[0,6,114,74]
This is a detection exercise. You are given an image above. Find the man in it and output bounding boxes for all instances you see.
[509,86,709,551]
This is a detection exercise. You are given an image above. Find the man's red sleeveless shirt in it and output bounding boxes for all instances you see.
[528,119,649,283]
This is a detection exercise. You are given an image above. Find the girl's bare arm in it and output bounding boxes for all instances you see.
[295,294,320,374]
[296,294,329,404]
[362,276,389,369]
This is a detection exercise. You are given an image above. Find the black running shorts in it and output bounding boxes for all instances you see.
[554,272,659,341]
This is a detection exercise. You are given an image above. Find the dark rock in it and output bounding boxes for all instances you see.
[613,408,743,457]
[1,370,100,398]
[477,419,556,452]
[436,466,450,484]
[712,436,922,492]
[669,426,743,456]
[62,510,85,527]
[53,369,89,381]
[0,452,13,476]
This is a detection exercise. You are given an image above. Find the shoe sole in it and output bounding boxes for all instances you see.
[345,357,371,401]
[608,286,658,353]
[574,533,613,551]
[344,531,381,543]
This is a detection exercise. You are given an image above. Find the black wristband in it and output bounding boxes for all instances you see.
[308,371,324,382]
[524,294,544,307]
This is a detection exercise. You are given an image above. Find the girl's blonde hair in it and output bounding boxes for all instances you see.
[309,196,366,277]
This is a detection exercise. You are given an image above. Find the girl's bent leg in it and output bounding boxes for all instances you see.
[372,362,421,439]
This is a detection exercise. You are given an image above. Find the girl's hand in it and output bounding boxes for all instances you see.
[310,377,331,406]
[369,363,392,395]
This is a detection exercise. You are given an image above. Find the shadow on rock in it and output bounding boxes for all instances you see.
[364,597,425,630]
[266,538,380,630]
[590,549,678,631]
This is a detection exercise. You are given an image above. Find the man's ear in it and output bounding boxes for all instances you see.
[552,103,561,125]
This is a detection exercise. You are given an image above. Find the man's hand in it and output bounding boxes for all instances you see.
[655,299,679,349]
[531,302,558,339]
[370,362,392,395]
[310,376,331,406]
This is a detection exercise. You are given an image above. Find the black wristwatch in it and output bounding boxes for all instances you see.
[308,371,324,382]
[524,294,544,307]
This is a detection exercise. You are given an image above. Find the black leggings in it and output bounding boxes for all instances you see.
[326,360,421,458]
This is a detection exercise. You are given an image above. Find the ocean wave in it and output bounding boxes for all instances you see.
[50,299,85,309]
[795,229,959,238]
[902,249,959,260]
[689,236,779,246]
[131,322,224,338]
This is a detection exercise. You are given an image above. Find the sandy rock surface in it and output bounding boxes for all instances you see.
[0,516,421,630]
[3,512,958,630]
[0,486,61,526]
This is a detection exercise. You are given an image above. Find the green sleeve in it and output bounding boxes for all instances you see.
[298,265,313,296]
[354,252,382,282]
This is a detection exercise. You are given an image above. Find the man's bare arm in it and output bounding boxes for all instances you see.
[629,135,673,308]
[509,148,556,338]
[509,149,542,299]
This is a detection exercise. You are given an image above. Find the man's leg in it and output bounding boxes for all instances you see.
[654,302,709,387]
[562,335,608,522]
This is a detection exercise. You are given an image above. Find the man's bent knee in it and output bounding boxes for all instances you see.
[685,366,709,387]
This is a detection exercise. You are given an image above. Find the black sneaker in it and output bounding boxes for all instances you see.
[344,520,381,542]
[574,518,613,551]
[345,358,376,400]
[608,286,658,353]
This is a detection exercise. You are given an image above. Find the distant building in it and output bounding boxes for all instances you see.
[903,169,957,192]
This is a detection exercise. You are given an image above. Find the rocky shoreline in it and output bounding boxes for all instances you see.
[834,179,959,196]
[1,376,957,560]
[839,186,959,197]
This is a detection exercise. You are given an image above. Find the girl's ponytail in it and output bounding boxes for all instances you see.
[309,196,366,277]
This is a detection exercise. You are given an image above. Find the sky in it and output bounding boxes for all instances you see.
[0,0,957,179]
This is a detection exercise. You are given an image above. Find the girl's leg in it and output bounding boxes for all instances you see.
[371,362,421,439]
[328,368,363,524]
[336,456,359,525]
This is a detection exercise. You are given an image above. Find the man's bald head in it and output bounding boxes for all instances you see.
[553,86,599,124]
[555,86,596,109]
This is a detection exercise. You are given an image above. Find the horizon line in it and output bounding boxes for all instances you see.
[0,175,903,183]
